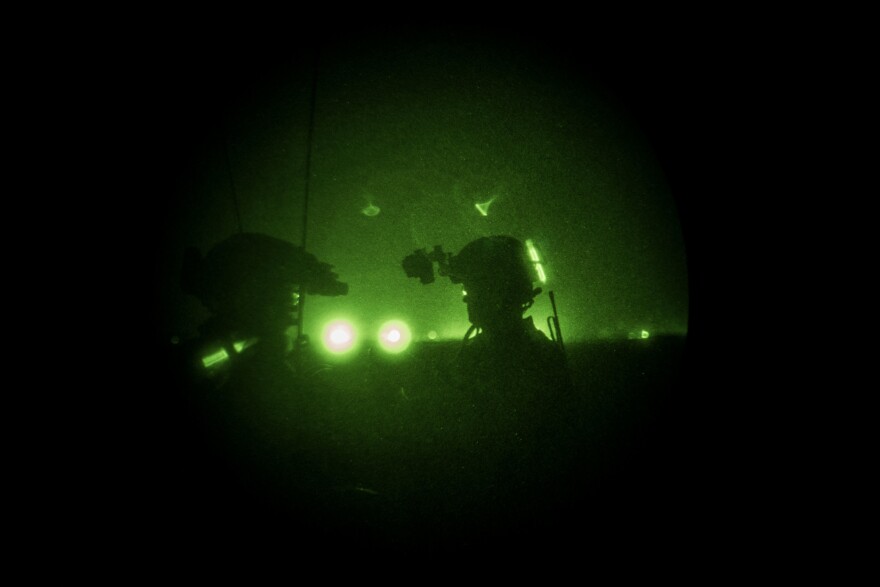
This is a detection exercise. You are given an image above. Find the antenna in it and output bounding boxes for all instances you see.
[301,47,320,252]
[295,46,321,346]
[221,113,244,234]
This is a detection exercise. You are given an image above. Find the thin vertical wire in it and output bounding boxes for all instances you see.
[301,47,320,250]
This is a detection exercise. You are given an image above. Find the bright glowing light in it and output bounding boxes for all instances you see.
[331,329,350,344]
[361,203,380,217]
[525,239,546,282]
[202,348,229,368]
[525,239,540,262]
[536,263,547,283]
[474,196,496,216]
[202,338,257,368]
[378,320,412,354]
[641,330,650,339]
[322,320,357,354]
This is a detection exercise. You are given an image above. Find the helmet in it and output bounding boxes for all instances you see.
[448,235,539,306]
[181,233,347,333]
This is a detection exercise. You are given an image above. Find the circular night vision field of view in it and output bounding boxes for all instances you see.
[120,24,721,557]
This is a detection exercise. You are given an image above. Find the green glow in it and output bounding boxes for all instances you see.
[322,319,358,354]
[233,338,259,353]
[474,196,496,216]
[201,338,255,368]
[525,239,540,262]
[427,330,438,340]
[377,319,412,354]
[163,37,691,348]
[361,203,380,217]
[525,239,546,282]
[202,348,229,368]
[535,263,546,283]
[627,329,654,340]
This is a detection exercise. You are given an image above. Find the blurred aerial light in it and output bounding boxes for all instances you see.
[474,196,496,216]
[361,203,380,217]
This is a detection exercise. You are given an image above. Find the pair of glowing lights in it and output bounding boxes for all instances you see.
[323,240,546,355]
[199,320,409,369]
[322,319,412,355]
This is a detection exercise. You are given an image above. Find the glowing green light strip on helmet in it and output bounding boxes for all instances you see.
[525,239,540,262]
[535,263,547,283]
[525,239,547,283]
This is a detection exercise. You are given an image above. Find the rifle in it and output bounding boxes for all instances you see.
[547,290,567,359]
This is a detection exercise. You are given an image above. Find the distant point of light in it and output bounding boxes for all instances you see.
[474,197,496,216]
[427,330,438,340]
[361,203,380,217]
[378,320,412,354]
[627,330,651,340]
[536,263,547,283]
[322,320,357,354]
